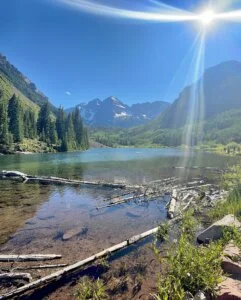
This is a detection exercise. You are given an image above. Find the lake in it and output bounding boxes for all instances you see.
[0,148,238,288]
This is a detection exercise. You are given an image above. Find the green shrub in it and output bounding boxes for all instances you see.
[154,233,223,299]
[208,188,241,221]
[75,277,106,300]
[156,222,170,242]
[179,209,198,239]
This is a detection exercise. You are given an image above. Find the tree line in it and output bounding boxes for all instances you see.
[0,94,89,153]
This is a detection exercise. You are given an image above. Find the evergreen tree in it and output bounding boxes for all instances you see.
[37,102,51,142]
[60,134,68,152]
[49,121,57,144]
[72,107,84,148]
[8,94,24,142]
[56,107,65,141]
[0,101,9,145]
[82,127,89,150]
[24,110,36,139]
[65,114,76,150]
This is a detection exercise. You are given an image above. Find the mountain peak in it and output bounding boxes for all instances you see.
[66,98,170,128]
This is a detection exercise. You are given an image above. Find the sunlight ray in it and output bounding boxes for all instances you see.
[163,33,203,102]
[59,0,197,22]
[216,10,241,21]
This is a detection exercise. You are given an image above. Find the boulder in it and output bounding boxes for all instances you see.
[197,215,241,243]
[224,242,240,259]
[222,257,241,276]
[217,277,241,300]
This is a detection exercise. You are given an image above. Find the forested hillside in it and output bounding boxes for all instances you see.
[91,61,241,149]
[0,55,89,153]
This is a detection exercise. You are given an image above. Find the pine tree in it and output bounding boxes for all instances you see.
[37,102,51,142]
[56,107,65,141]
[72,107,84,148]
[0,101,9,145]
[49,121,57,144]
[8,94,24,142]
[66,114,76,150]
[24,110,36,139]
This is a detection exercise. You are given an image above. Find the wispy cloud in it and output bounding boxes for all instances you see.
[65,91,72,96]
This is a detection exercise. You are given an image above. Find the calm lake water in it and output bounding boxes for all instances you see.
[0,148,239,273]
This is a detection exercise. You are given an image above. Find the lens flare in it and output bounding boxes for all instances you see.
[199,10,215,26]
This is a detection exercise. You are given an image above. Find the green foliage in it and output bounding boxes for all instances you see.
[153,276,185,300]
[222,226,241,248]
[37,102,51,142]
[0,100,10,145]
[153,211,224,299]
[74,277,106,300]
[154,233,223,299]
[156,222,170,242]
[208,189,241,221]
[179,209,198,239]
[8,94,24,142]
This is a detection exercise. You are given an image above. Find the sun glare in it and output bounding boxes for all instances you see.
[200,10,215,26]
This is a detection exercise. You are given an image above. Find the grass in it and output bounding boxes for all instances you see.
[207,165,241,221]
[156,222,170,242]
[208,188,241,221]
[74,277,106,300]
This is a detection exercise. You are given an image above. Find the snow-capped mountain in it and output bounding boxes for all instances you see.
[66,96,170,128]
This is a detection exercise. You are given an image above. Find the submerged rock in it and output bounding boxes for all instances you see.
[197,214,241,243]
[62,226,88,241]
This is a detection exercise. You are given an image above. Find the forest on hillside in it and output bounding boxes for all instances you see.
[0,93,89,154]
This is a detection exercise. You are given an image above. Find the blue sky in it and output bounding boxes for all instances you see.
[1,0,241,107]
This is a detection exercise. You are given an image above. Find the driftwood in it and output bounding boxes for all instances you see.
[0,197,197,300]
[0,254,62,262]
[10,264,68,271]
[167,189,178,219]
[0,273,32,282]
[0,227,160,299]
[0,170,138,189]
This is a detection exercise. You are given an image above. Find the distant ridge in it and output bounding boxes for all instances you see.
[66,96,170,128]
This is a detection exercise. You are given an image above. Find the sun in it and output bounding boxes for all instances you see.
[199,9,215,26]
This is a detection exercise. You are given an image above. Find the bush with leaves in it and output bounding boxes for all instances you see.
[75,277,106,300]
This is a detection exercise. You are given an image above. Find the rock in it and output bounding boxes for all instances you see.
[197,215,241,243]
[62,226,88,241]
[223,242,240,259]
[194,291,207,300]
[222,257,241,276]
[217,277,241,299]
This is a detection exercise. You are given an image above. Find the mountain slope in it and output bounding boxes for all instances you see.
[0,54,56,112]
[67,97,170,128]
[157,60,241,129]
[92,60,241,147]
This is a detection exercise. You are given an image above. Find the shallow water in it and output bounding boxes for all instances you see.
[0,148,239,266]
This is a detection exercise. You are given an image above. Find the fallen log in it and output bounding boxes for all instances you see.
[0,227,160,299]
[0,273,32,282]
[0,170,138,189]
[0,170,27,181]
[0,204,191,300]
[0,254,62,262]
[10,264,68,271]
[167,189,178,219]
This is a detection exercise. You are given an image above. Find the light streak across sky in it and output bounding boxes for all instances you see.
[58,0,241,26]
